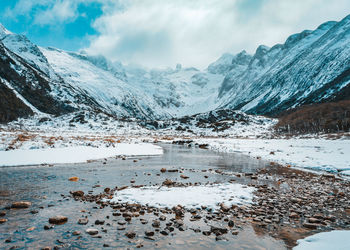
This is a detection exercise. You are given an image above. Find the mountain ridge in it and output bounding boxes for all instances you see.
[0,15,349,123]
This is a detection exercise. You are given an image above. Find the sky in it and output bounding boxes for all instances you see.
[1,0,350,69]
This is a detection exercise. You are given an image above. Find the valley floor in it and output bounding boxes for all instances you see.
[1,122,350,249]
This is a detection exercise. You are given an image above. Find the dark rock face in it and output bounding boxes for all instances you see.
[0,41,74,121]
[0,80,33,123]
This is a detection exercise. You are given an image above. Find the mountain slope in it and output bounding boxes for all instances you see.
[218,16,350,115]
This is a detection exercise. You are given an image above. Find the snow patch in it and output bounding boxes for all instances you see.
[0,143,163,167]
[294,230,350,250]
[109,183,255,209]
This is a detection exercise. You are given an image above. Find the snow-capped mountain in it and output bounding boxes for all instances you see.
[218,15,350,115]
[0,15,350,123]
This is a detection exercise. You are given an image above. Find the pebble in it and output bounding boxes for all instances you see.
[78,218,89,225]
[0,218,7,224]
[125,231,136,239]
[86,228,99,235]
[11,201,32,209]
[49,216,68,225]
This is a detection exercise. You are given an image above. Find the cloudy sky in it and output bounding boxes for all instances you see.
[1,0,350,69]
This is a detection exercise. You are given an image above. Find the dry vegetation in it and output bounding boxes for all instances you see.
[275,100,350,134]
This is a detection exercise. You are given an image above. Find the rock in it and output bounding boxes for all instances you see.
[152,220,160,228]
[160,230,169,236]
[173,205,184,217]
[308,218,321,224]
[125,231,136,239]
[228,220,234,227]
[72,231,81,236]
[160,168,166,173]
[49,216,68,225]
[0,211,5,217]
[26,226,36,231]
[180,175,189,179]
[103,244,110,247]
[303,223,318,229]
[40,247,51,250]
[220,203,230,212]
[86,228,99,235]
[210,226,228,236]
[163,179,174,186]
[44,225,54,230]
[78,218,89,225]
[68,176,79,182]
[11,201,32,208]
[289,212,299,219]
[159,215,166,221]
[0,218,8,224]
[30,210,39,214]
[215,235,227,241]
[95,220,105,225]
[145,231,154,236]
[202,231,211,236]
[231,230,239,235]
[71,191,84,197]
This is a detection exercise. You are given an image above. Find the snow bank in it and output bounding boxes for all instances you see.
[110,183,255,209]
[0,143,163,167]
[294,230,350,250]
[196,138,350,174]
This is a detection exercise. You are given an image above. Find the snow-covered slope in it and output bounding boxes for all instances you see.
[218,15,350,115]
[1,15,350,123]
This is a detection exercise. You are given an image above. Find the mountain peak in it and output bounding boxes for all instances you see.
[0,23,12,39]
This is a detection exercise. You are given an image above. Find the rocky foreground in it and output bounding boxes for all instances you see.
[1,143,350,249]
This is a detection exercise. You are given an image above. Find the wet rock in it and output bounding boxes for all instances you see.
[220,203,230,212]
[44,225,54,230]
[40,247,51,250]
[68,176,79,182]
[70,191,84,197]
[0,211,6,217]
[160,230,169,236]
[145,231,154,237]
[49,216,68,225]
[159,215,166,221]
[308,218,321,224]
[160,168,166,173]
[228,220,234,227]
[202,231,211,236]
[86,228,99,235]
[0,218,7,224]
[125,231,136,239]
[180,175,189,179]
[5,237,12,243]
[72,231,81,236]
[103,244,110,247]
[117,226,126,230]
[210,226,228,236]
[231,230,239,235]
[163,179,174,186]
[289,212,299,219]
[303,223,318,229]
[31,210,39,214]
[215,235,227,241]
[11,201,32,209]
[78,218,89,225]
[140,219,148,224]
[95,220,105,225]
[173,205,184,217]
[152,220,160,228]
[118,221,126,225]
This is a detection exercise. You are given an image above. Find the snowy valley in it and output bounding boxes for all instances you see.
[1,13,350,250]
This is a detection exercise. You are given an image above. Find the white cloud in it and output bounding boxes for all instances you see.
[86,0,350,69]
[33,1,78,25]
